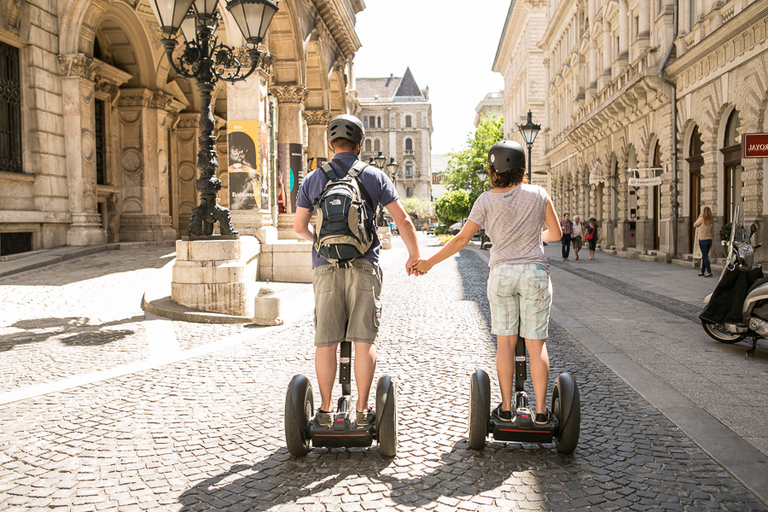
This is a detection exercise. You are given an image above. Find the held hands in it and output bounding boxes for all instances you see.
[412,258,433,275]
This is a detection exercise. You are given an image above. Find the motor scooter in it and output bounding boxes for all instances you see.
[700,205,767,357]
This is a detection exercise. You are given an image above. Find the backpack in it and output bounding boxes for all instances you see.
[313,159,374,263]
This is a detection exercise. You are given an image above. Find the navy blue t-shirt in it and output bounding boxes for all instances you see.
[296,152,398,268]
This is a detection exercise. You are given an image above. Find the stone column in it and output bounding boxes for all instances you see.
[171,113,200,235]
[303,109,331,164]
[116,88,177,242]
[59,54,106,246]
[601,21,612,88]
[618,0,629,61]
[272,84,308,240]
[227,50,276,243]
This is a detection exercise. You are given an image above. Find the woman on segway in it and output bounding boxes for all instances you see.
[414,140,562,425]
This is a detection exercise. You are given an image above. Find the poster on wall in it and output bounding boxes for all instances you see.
[227,120,260,211]
[259,122,270,210]
[277,143,288,213]
[289,143,303,212]
[307,157,327,175]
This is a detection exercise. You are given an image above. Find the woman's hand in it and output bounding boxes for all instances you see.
[413,258,433,274]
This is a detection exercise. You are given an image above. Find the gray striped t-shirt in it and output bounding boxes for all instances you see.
[468,184,550,272]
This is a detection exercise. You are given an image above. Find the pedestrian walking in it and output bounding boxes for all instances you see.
[293,114,421,427]
[571,215,583,261]
[585,217,600,260]
[560,213,573,261]
[694,206,714,277]
[413,140,562,425]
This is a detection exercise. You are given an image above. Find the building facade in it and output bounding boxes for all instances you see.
[0,0,364,256]
[493,0,549,187]
[474,91,504,127]
[356,68,432,200]
[534,0,768,261]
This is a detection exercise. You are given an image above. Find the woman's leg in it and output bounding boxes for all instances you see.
[702,240,712,274]
[496,335,518,412]
[525,338,550,415]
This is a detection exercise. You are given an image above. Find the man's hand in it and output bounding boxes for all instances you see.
[406,254,423,276]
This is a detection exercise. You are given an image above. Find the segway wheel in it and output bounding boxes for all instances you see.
[285,375,313,457]
[552,373,580,454]
[468,370,491,451]
[375,375,398,458]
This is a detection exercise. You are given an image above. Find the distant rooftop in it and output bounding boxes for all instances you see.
[357,67,428,102]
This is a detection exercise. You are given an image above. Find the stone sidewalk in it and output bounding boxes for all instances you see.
[0,236,766,510]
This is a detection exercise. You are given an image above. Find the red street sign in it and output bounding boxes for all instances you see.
[742,133,768,158]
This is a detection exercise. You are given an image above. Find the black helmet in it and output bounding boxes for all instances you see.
[328,114,365,144]
[488,140,526,173]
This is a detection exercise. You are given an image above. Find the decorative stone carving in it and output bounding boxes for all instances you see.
[302,109,332,126]
[118,89,153,108]
[58,54,100,81]
[120,148,142,174]
[2,0,23,32]
[271,84,308,104]
[177,113,200,129]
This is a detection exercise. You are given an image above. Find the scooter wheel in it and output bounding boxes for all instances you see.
[468,370,490,451]
[375,375,398,459]
[701,320,747,344]
[285,374,313,457]
[552,373,580,454]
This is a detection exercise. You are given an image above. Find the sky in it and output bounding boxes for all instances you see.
[352,0,510,156]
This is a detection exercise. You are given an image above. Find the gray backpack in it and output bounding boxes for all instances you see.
[313,159,374,263]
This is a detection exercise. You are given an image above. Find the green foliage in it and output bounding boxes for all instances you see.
[434,224,449,235]
[443,114,504,198]
[400,197,435,218]
[434,189,471,225]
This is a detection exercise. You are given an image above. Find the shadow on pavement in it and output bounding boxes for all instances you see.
[0,315,145,351]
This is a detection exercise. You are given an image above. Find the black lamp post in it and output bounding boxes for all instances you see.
[517,110,541,184]
[370,151,398,227]
[149,0,279,239]
[476,167,488,249]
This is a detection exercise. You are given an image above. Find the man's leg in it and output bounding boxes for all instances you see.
[524,338,550,415]
[354,342,376,412]
[316,344,338,412]
[496,334,518,412]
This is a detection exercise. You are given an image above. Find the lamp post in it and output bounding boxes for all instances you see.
[369,151,398,227]
[476,167,488,249]
[149,0,279,239]
[518,110,541,185]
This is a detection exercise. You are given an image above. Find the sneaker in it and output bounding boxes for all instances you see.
[316,408,333,428]
[491,403,513,422]
[534,410,552,425]
[356,408,375,427]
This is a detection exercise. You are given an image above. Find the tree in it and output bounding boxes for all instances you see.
[400,197,434,218]
[443,114,504,199]
[434,189,471,226]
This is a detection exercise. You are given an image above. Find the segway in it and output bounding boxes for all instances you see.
[285,340,398,458]
[468,339,580,453]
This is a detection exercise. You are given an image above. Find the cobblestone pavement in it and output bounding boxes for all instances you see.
[0,237,766,510]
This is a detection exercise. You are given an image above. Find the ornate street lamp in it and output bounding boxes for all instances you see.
[517,110,541,184]
[149,0,279,239]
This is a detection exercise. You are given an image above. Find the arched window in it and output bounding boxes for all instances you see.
[688,125,704,251]
[405,115,412,128]
[374,139,381,152]
[369,116,376,128]
[363,117,368,129]
[377,117,382,128]
[405,162,413,176]
[406,187,413,198]
[405,138,413,153]
[722,109,742,225]
[364,139,372,152]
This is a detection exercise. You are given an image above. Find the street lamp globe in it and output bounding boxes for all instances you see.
[374,151,387,169]
[149,0,194,35]
[226,0,279,45]
[386,157,399,181]
[476,167,488,184]
[518,110,541,146]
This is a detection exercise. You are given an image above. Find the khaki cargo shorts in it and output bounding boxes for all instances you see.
[312,258,383,347]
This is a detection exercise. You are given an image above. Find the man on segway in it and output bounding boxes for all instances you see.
[293,114,421,429]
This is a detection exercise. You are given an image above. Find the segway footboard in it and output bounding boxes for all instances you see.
[310,423,374,449]
[491,416,556,444]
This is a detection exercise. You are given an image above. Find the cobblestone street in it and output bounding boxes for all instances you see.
[1,237,766,511]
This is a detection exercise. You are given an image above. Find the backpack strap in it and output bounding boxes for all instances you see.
[331,159,374,207]
[319,162,341,181]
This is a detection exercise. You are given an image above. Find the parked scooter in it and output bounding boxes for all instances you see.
[700,204,766,357]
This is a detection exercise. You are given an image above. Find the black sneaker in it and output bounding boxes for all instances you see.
[492,403,513,422]
[356,408,375,427]
[316,408,333,428]
[535,410,552,425]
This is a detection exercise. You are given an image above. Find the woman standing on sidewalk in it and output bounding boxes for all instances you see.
[694,206,714,277]
[571,215,583,261]
[414,141,562,425]
[585,218,600,260]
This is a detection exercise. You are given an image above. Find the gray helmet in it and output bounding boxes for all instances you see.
[328,114,365,144]
[488,140,526,173]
